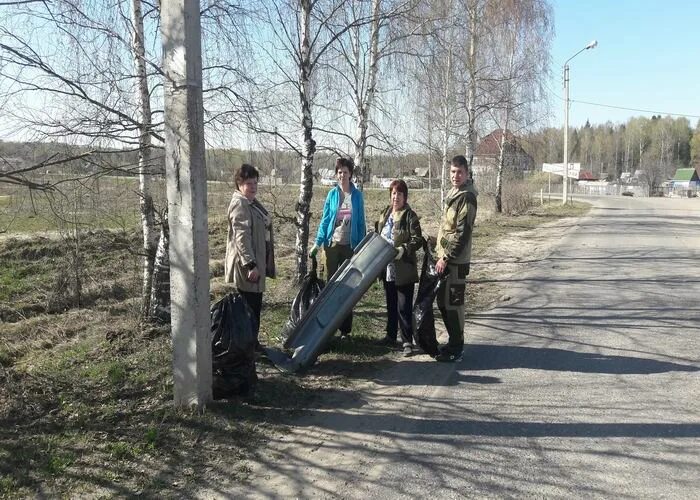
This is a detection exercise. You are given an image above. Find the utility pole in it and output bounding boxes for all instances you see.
[563,63,569,204]
[161,0,212,408]
[563,40,597,205]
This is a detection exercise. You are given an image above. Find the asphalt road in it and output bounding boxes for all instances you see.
[231,196,700,499]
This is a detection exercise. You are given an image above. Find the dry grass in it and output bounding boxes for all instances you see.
[0,179,589,497]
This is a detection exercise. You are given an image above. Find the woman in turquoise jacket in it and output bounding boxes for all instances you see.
[310,157,366,337]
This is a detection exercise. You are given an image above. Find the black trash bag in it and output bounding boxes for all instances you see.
[281,256,325,339]
[210,293,257,399]
[412,239,448,357]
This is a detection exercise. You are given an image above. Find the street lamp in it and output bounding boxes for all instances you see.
[563,39,597,204]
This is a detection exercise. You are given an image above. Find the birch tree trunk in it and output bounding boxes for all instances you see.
[353,0,381,191]
[149,212,170,323]
[440,48,453,206]
[427,125,432,192]
[464,0,479,168]
[495,120,508,213]
[131,0,158,320]
[294,0,316,282]
[495,23,516,214]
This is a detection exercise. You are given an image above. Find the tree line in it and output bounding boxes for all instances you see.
[523,116,700,190]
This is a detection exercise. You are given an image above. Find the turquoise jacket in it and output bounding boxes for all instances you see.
[314,183,366,249]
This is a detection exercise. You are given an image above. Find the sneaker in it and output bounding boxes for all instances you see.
[435,347,463,363]
[402,344,414,357]
[374,336,398,347]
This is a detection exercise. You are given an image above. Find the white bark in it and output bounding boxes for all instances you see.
[440,47,453,206]
[295,0,316,281]
[130,0,158,319]
[464,0,479,167]
[352,0,381,190]
[427,125,432,192]
[495,118,508,213]
[149,214,170,323]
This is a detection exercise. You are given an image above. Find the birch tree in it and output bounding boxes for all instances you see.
[411,0,465,204]
[0,0,252,317]
[249,0,376,279]
[130,0,159,318]
[349,0,381,189]
[321,0,424,190]
[1,3,165,309]
[486,0,552,212]
[461,0,499,168]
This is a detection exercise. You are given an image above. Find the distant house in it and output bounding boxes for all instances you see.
[471,129,534,179]
[413,167,430,178]
[578,170,599,181]
[671,166,700,190]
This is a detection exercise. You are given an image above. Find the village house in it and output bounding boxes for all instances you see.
[471,129,534,180]
[471,129,534,192]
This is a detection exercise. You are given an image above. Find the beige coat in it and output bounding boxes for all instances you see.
[224,191,267,293]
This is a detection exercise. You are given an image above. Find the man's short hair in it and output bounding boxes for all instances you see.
[450,155,468,170]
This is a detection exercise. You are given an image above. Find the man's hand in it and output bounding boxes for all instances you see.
[309,244,319,258]
[435,258,447,275]
[247,268,260,283]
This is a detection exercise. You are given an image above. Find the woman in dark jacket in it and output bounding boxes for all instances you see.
[374,179,423,356]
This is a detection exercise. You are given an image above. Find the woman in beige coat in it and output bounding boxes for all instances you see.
[225,164,274,350]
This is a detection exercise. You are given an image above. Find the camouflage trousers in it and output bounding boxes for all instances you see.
[436,263,469,351]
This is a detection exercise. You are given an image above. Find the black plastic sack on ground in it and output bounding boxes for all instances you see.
[211,293,257,399]
[412,239,448,357]
[282,256,325,339]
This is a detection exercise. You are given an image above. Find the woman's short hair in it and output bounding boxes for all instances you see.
[388,179,408,200]
[335,157,354,177]
[235,163,259,187]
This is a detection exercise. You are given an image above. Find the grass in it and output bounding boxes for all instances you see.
[0,178,590,497]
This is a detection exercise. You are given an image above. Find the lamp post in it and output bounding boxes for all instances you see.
[563,39,597,204]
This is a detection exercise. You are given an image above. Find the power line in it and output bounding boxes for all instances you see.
[570,99,700,119]
[544,85,700,119]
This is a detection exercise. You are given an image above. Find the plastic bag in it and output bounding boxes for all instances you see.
[282,256,325,339]
[211,293,257,399]
[412,239,448,357]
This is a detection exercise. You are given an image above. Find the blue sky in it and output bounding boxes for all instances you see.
[547,0,700,128]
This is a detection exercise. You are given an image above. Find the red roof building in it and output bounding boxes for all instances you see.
[472,129,534,178]
[578,170,599,181]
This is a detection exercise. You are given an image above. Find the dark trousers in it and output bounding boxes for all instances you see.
[383,280,415,345]
[324,242,353,334]
[240,290,263,342]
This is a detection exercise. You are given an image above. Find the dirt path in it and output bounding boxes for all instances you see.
[204,215,582,498]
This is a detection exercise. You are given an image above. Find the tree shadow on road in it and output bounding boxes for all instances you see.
[462,344,699,374]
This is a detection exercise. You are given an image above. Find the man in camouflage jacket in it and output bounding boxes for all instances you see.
[434,155,478,362]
